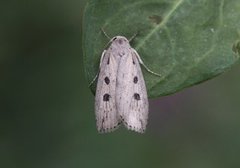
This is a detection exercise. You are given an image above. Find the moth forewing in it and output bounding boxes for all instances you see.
[116,49,148,133]
[95,51,121,133]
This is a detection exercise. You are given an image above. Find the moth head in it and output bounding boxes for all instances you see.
[111,36,129,45]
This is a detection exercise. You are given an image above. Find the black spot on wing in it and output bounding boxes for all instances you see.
[103,94,110,101]
[107,57,110,64]
[133,76,138,83]
[104,77,110,85]
[134,93,141,100]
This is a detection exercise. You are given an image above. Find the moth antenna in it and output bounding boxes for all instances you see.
[101,28,116,49]
[129,32,138,42]
[101,28,111,40]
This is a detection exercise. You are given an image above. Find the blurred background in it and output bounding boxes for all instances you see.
[1,0,240,168]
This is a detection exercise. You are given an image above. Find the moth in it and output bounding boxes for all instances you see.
[90,31,160,133]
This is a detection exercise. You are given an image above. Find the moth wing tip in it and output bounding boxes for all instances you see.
[123,122,146,133]
[97,122,122,133]
[127,126,145,134]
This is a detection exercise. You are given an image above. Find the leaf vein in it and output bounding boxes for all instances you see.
[136,0,184,50]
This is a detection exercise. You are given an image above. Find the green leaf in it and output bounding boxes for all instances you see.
[83,0,240,98]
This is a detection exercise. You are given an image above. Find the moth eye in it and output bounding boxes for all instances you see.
[103,94,110,101]
[134,93,141,100]
[104,77,110,85]
[113,37,117,41]
[133,76,138,83]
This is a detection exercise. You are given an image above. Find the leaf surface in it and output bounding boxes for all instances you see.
[83,0,240,98]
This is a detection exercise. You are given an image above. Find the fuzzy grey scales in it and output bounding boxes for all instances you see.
[95,36,150,133]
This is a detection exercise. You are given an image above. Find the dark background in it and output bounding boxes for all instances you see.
[1,0,240,168]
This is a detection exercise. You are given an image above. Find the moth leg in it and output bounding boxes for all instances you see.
[132,50,161,77]
[89,50,107,87]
